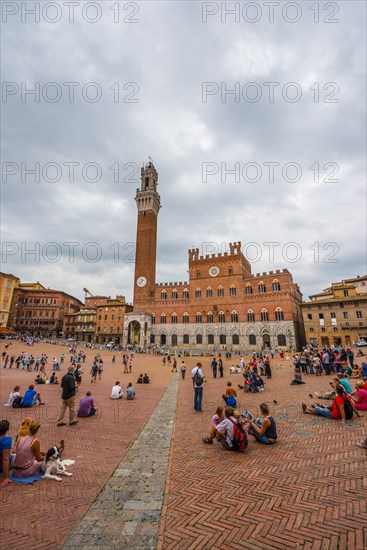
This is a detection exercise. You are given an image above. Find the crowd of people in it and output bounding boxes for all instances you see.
[194,354,278,451]
[195,345,367,453]
[0,342,144,486]
[1,340,366,490]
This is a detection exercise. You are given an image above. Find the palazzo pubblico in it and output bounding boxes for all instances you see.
[123,163,305,352]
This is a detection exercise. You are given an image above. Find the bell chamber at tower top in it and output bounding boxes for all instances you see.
[140,161,158,192]
[135,161,161,216]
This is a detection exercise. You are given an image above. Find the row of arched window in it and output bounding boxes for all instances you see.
[160,281,281,300]
[150,333,287,346]
[152,308,284,324]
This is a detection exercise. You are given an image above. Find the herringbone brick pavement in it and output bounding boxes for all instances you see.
[158,357,367,550]
[0,341,173,550]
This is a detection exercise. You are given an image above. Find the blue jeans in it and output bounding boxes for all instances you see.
[250,420,273,445]
[194,387,203,411]
[253,431,272,444]
[223,396,237,408]
[314,406,333,418]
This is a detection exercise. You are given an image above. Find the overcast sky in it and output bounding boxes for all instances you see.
[2,1,366,303]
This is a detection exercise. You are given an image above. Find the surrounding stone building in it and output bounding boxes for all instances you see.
[94,296,133,344]
[301,275,367,347]
[9,284,83,338]
[64,312,77,340]
[0,272,20,328]
[75,307,97,343]
[124,162,306,351]
[62,295,133,344]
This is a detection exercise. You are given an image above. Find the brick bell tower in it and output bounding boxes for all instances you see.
[133,161,161,305]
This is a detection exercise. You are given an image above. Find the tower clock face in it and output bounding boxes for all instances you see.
[209,266,220,277]
[137,276,147,287]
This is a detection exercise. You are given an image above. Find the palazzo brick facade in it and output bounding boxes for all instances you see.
[124,163,306,351]
[301,275,367,347]
[9,285,83,338]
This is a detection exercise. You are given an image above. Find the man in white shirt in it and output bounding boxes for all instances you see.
[215,406,237,449]
[191,362,204,412]
[111,381,123,399]
[4,386,22,407]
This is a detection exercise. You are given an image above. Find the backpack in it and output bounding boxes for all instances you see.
[228,418,248,451]
[342,396,354,420]
[12,396,23,408]
[193,368,203,387]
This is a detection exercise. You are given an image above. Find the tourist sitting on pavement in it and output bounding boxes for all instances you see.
[330,374,352,394]
[21,385,44,407]
[244,403,278,445]
[314,389,335,400]
[302,385,361,422]
[291,369,305,385]
[223,381,237,407]
[212,406,242,450]
[361,362,367,377]
[238,372,251,391]
[49,372,59,384]
[35,374,46,384]
[12,421,44,478]
[137,374,144,384]
[247,370,262,393]
[111,381,123,399]
[3,386,22,407]
[341,361,353,378]
[349,365,362,379]
[16,417,32,444]
[0,420,13,487]
[77,390,96,417]
[351,380,367,411]
[202,406,224,444]
[256,372,265,390]
[126,383,135,400]
[143,373,150,384]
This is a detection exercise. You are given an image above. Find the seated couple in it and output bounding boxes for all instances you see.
[202,406,241,450]
[3,385,44,408]
[35,373,59,385]
[110,382,135,400]
[202,403,277,448]
[238,370,264,393]
[137,373,150,384]
[0,419,64,487]
[302,385,361,422]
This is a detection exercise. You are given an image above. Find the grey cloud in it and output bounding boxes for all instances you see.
[1,1,365,303]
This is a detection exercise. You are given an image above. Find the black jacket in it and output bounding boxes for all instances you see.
[61,372,76,400]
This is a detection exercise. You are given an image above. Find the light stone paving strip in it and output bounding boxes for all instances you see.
[63,373,179,550]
